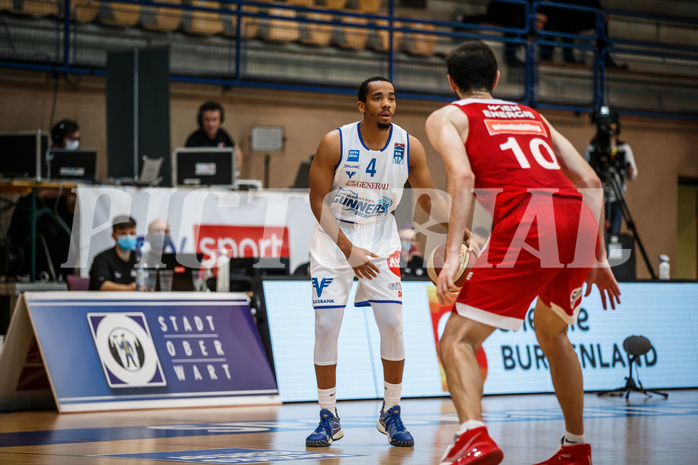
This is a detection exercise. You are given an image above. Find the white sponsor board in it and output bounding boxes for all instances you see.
[68,187,314,275]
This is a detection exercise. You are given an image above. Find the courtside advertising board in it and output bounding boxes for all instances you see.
[264,281,698,402]
[0,292,279,412]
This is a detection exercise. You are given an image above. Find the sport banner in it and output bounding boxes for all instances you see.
[0,292,279,412]
[68,187,314,276]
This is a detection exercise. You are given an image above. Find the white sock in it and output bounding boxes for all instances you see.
[318,387,337,415]
[457,420,486,436]
[563,431,586,446]
[383,381,402,412]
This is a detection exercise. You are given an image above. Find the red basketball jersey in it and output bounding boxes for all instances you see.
[453,98,581,228]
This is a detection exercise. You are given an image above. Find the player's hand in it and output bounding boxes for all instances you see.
[435,254,461,306]
[585,260,621,310]
[345,246,380,280]
[465,236,481,262]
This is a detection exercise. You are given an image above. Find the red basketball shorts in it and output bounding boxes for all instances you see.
[455,196,599,330]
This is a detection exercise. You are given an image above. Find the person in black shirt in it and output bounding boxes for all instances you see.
[399,227,425,278]
[185,101,243,173]
[89,215,139,291]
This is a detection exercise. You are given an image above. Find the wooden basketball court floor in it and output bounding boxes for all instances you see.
[1,389,697,465]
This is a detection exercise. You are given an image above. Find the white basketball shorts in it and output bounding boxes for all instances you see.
[310,215,402,309]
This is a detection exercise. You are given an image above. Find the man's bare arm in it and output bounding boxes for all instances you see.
[425,106,475,304]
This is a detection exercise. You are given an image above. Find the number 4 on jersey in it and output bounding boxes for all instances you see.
[366,158,377,177]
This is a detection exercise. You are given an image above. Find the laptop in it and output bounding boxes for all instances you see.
[45,148,97,182]
[228,257,290,276]
[158,253,204,291]
[112,156,164,186]
[172,147,236,188]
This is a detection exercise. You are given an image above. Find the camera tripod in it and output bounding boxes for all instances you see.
[603,171,656,279]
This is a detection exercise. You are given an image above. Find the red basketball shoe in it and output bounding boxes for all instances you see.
[533,443,592,465]
[440,426,503,465]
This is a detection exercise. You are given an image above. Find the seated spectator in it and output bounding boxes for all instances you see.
[399,226,425,277]
[185,101,244,175]
[139,218,175,268]
[89,216,139,291]
[51,119,80,149]
[5,118,82,281]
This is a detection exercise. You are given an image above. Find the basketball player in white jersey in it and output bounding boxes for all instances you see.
[305,77,454,448]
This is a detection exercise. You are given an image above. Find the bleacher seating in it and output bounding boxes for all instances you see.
[0,0,696,117]
[190,0,225,35]
[357,0,380,14]
[337,14,369,49]
[73,0,100,23]
[22,0,58,17]
[141,0,183,32]
[100,1,141,27]
[264,6,300,42]
[239,4,260,39]
[323,0,347,9]
[285,0,314,6]
[371,18,401,52]
[403,21,435,55]
[300,10,334,46]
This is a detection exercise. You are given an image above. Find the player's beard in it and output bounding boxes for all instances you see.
[377,121,391,130]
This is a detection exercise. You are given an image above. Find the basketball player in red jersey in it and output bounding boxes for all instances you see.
[426,41,621,465]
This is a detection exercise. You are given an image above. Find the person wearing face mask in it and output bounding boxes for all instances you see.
[185,101,244,175]
[399,227,425,277]
[51,119,81,150]
[5,119,81,280]
[139,218,175,268]
[89,216,139,291]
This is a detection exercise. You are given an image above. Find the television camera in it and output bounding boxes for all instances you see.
[588,106,629,182]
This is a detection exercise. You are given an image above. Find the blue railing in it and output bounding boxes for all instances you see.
[0,0,696,119]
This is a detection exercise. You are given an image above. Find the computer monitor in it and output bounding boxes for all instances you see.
[172,147,236,188]
[0,131,49,180]
[292,157,313,189]
[45,149,97,182]
[158,253,204,291]
[228,257,290,276]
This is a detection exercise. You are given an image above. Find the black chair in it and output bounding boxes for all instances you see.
[598,335,668,399]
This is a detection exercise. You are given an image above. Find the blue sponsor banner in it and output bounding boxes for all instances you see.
[100,448,364,464]
[23,292,279,412]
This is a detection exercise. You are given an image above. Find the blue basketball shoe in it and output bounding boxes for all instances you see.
[377,404,414,447]
[306,409,343,447]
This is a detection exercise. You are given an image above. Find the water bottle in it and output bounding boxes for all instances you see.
[608,235,621,260]
[216,249,230,292]
[658,254,670,280]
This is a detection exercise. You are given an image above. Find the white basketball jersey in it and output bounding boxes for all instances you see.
[330,121,410,224]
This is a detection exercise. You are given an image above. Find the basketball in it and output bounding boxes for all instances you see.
[426,243,470,287]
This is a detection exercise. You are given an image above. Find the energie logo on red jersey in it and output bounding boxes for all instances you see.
[194,225,290,259]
